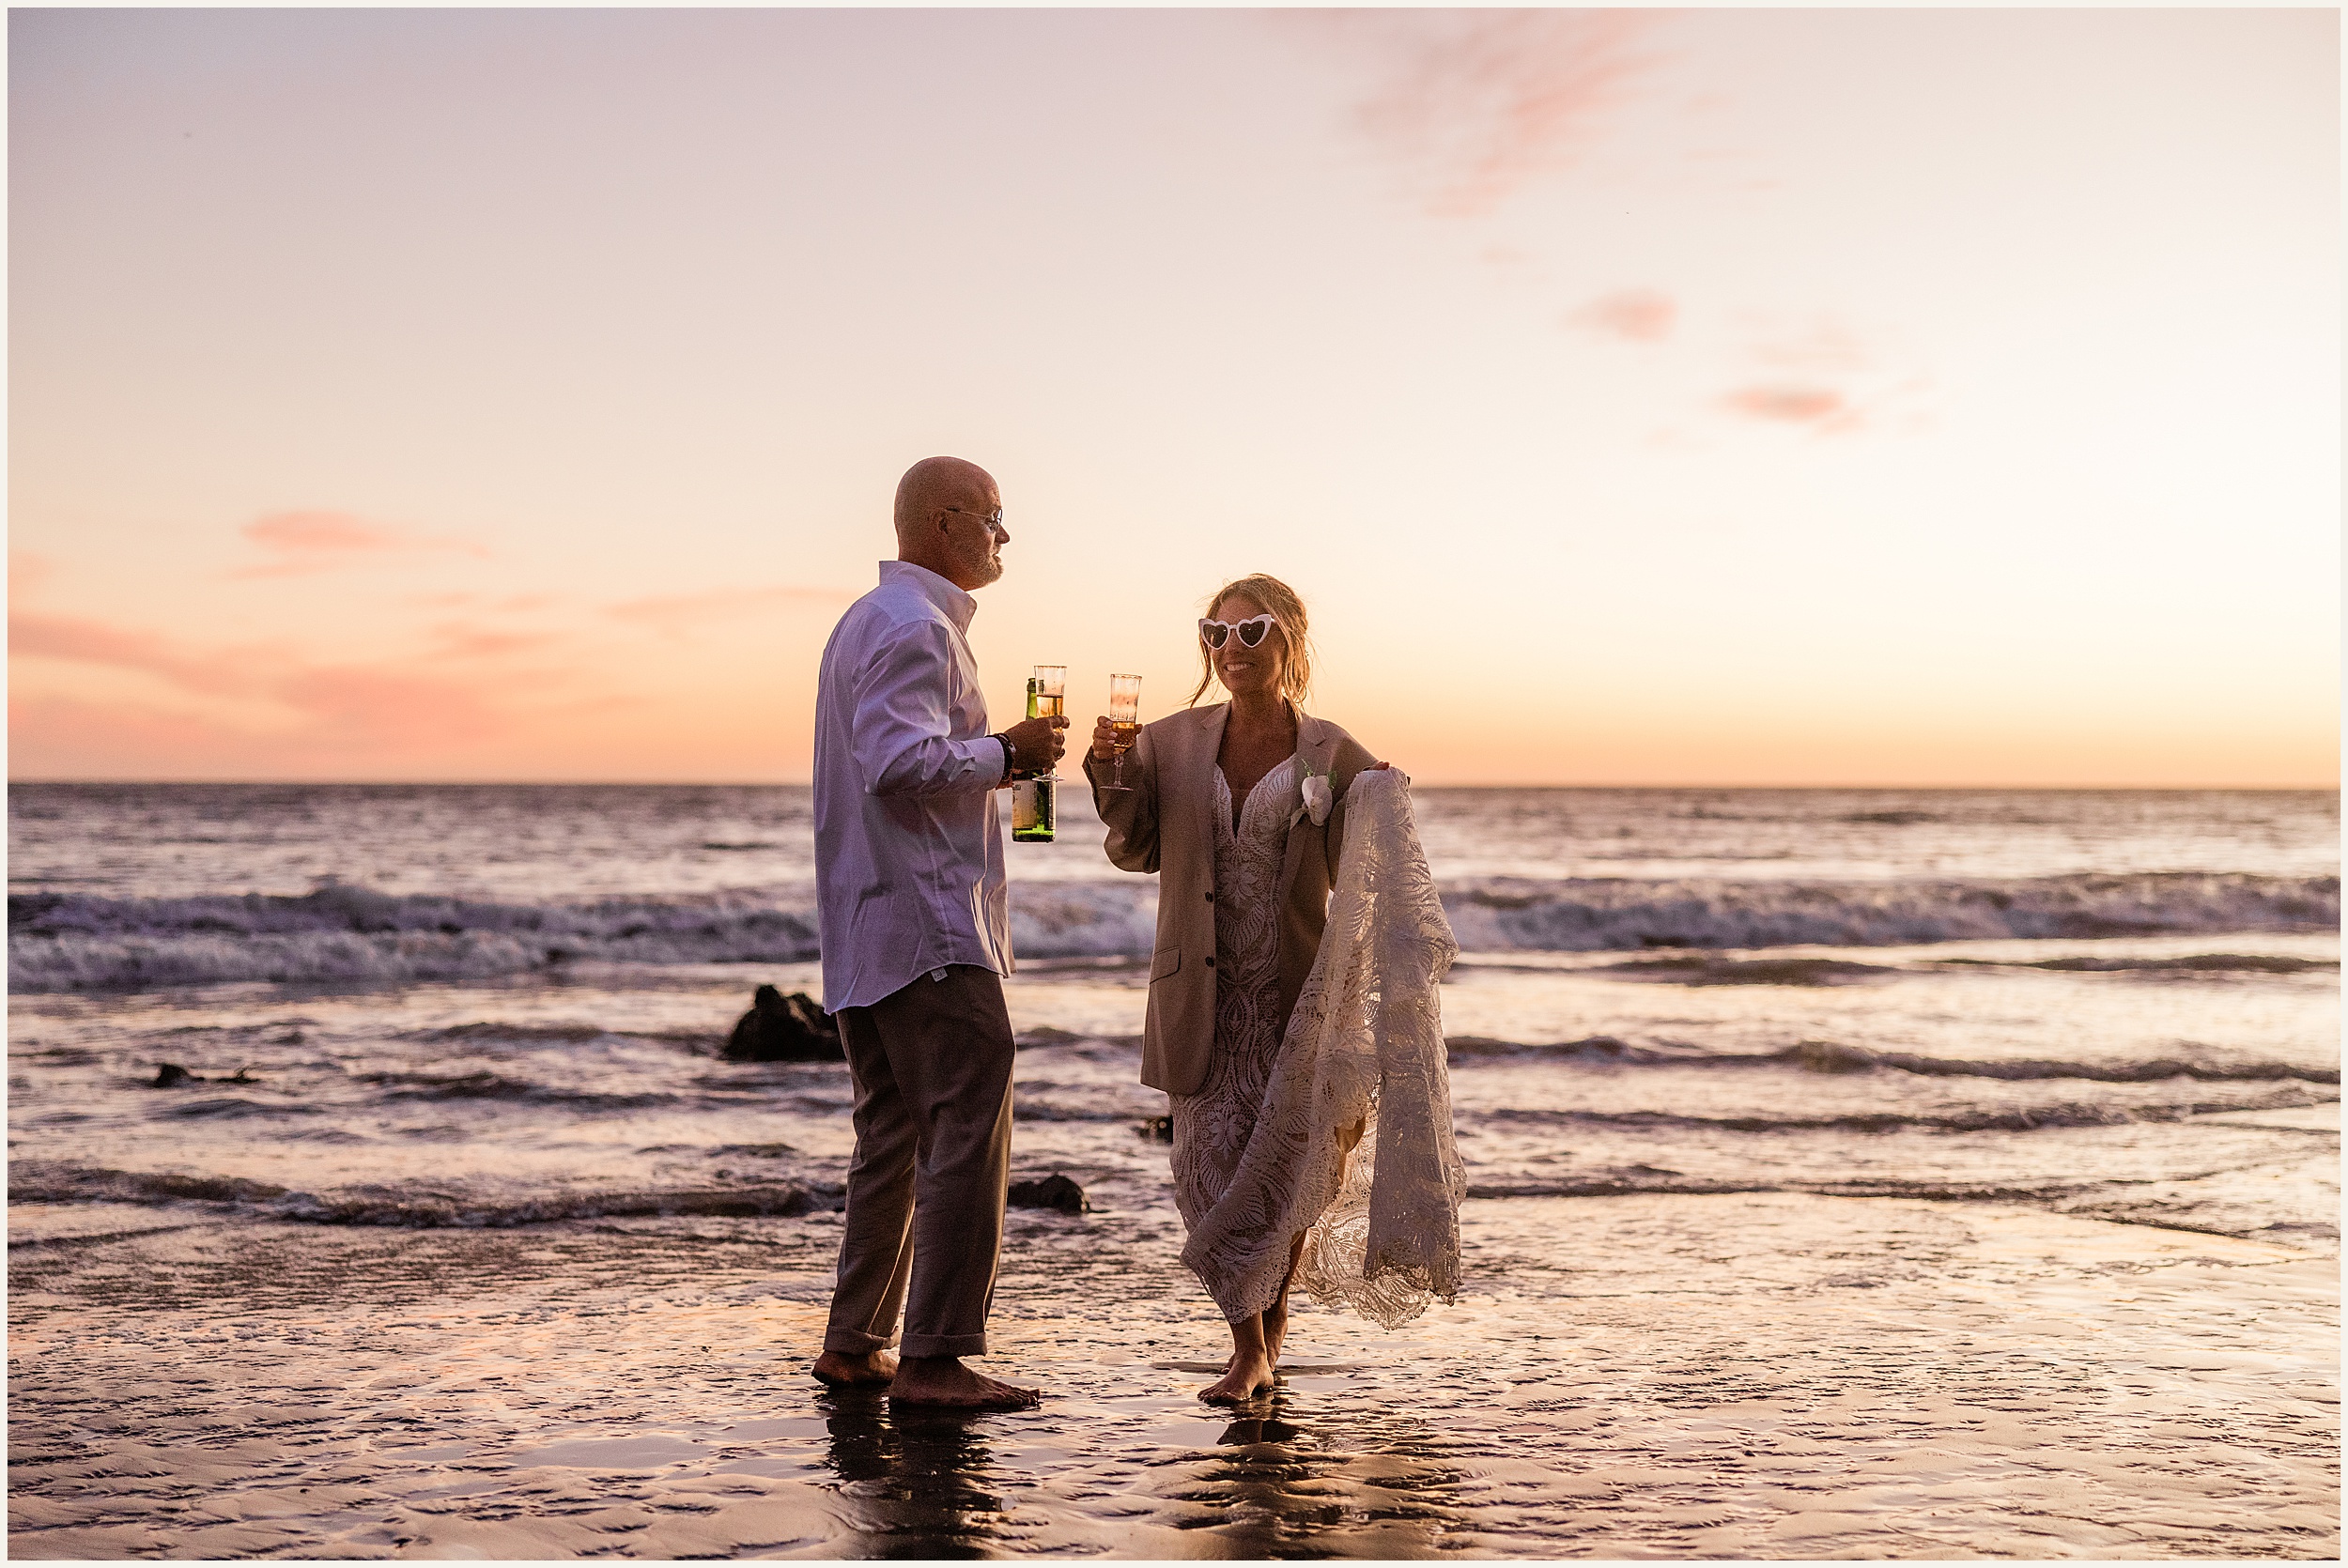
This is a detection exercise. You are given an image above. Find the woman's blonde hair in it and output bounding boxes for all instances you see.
[1186,574,1315,709]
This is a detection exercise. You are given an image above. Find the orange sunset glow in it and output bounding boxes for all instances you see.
[9,8,2338,786]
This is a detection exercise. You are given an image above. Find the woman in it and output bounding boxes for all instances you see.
[1085,574,1412,1404]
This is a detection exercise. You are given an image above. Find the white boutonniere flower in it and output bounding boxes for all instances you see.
[1297,763,1334,828]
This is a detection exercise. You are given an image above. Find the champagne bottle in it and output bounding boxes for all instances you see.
[1012,677,1056,843]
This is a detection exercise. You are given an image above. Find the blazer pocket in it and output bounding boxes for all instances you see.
[1149,945,1182,982]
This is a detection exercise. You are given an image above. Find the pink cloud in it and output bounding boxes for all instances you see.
[10,694,291,778]
[1569,289,1676,343]
[11,609,523,752]
[606,584,854,639]
[10,611,269,699]
[234,509,489,578]
[1710,314,1933,435]
[1312,10,1668,217]
[1719,384,1855,430]
[273,666,506,746]
[247,511,401,553]
[421,622,564,662]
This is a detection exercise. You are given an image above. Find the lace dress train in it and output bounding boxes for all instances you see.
[1171,762,1462,1329]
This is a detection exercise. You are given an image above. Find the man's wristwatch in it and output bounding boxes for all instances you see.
[991,733,1018,778]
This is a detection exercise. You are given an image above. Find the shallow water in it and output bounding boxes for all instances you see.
[9,924,2337,1248]
[8,1194,2336,1558]
[8,784,2340,1557]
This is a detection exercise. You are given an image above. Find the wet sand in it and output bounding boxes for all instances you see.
[9,1187,2337,1560]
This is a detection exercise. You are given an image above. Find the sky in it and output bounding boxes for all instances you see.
[8,7,2339,787]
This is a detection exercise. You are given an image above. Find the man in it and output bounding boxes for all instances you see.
[807,455,1065,1410]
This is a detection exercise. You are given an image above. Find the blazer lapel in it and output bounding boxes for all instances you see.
[1190,703,1229,853]
[1276,715,1339,899]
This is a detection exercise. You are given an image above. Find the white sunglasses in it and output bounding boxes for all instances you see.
[1198,614,1278,650]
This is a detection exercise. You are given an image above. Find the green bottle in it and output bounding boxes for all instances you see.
[1012,677,1056,843]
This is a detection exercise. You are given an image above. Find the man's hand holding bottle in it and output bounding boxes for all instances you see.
[999,715,1068,779]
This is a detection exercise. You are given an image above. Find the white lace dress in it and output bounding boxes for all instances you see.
[1167,756,1301,1319]
[1174,765,1464,1330]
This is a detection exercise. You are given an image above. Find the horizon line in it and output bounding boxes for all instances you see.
[8,776,2340,793]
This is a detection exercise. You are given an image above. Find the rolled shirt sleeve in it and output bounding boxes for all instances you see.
[854,622,1010,797]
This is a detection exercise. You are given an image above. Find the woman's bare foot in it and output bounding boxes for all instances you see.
[887,1355,1041,1410]
[811,1348,898,1387]
[1200,1350,1277,1405]
[1263,1299,1290,1366]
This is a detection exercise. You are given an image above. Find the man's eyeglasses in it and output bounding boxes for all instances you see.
[1199,614,1278,650]
[944,506,1006,533]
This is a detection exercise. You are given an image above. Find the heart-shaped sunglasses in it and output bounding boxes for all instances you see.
[1198,614,1278,650]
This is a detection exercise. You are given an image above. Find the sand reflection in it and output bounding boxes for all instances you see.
[1160,1390,1466,1556]
[814,1391,1016,1552]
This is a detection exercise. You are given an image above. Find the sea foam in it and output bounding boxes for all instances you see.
[8,871,2334,993]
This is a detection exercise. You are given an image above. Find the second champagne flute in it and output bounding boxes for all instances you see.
[1101,674,1143,792]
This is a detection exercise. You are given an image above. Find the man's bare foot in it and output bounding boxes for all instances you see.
[812,1348,899,1387]
[887,1355,1040,1410]
[1200,1351,1276,1405]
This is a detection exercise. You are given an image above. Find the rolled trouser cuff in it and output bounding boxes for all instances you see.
[900,1330,989,1360]
[822,1324,901,1355]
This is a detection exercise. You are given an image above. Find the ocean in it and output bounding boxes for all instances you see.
[8,782,2339,1558]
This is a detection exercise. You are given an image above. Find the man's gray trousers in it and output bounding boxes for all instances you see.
[821,963,1015,1360]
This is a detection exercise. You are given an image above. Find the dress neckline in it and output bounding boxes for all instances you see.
[1215,754,1299,838]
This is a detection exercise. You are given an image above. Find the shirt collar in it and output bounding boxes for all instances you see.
[879,560,978,632]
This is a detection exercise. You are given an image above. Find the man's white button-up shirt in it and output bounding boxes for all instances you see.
[812,561,1012,1012]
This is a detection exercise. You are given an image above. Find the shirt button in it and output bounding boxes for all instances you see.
[1204,890,1215,902]
[1205,956,1215,969]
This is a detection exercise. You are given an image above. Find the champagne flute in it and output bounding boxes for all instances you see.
[1031,666,1066,721]
[1102,674,1143,792]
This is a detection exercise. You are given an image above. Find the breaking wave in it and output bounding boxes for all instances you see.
[1440,871,2338,952]
[1481,1081,2331,1134]
[1442,1036,2340,1085]
[8,885,824,992]
[11,869,2335,992]
[352,1071,683,1112]
[1461,1170,2106,1203]
[7,1161,841,1229]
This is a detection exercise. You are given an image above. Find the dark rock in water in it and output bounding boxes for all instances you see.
[150,1063,255,1087]
[1136,1115,1173,1143]
[723,985,843,1062]
[1007,1173,1089,1213]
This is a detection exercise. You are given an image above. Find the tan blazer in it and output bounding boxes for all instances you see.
[1084,703,1379,1096]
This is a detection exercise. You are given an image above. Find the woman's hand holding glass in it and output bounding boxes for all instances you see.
[1093,674,1143,792]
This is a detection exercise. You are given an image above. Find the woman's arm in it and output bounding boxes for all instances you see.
[1085,718,1162,874]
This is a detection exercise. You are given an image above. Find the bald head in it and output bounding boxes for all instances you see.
[893,455,1007,591]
